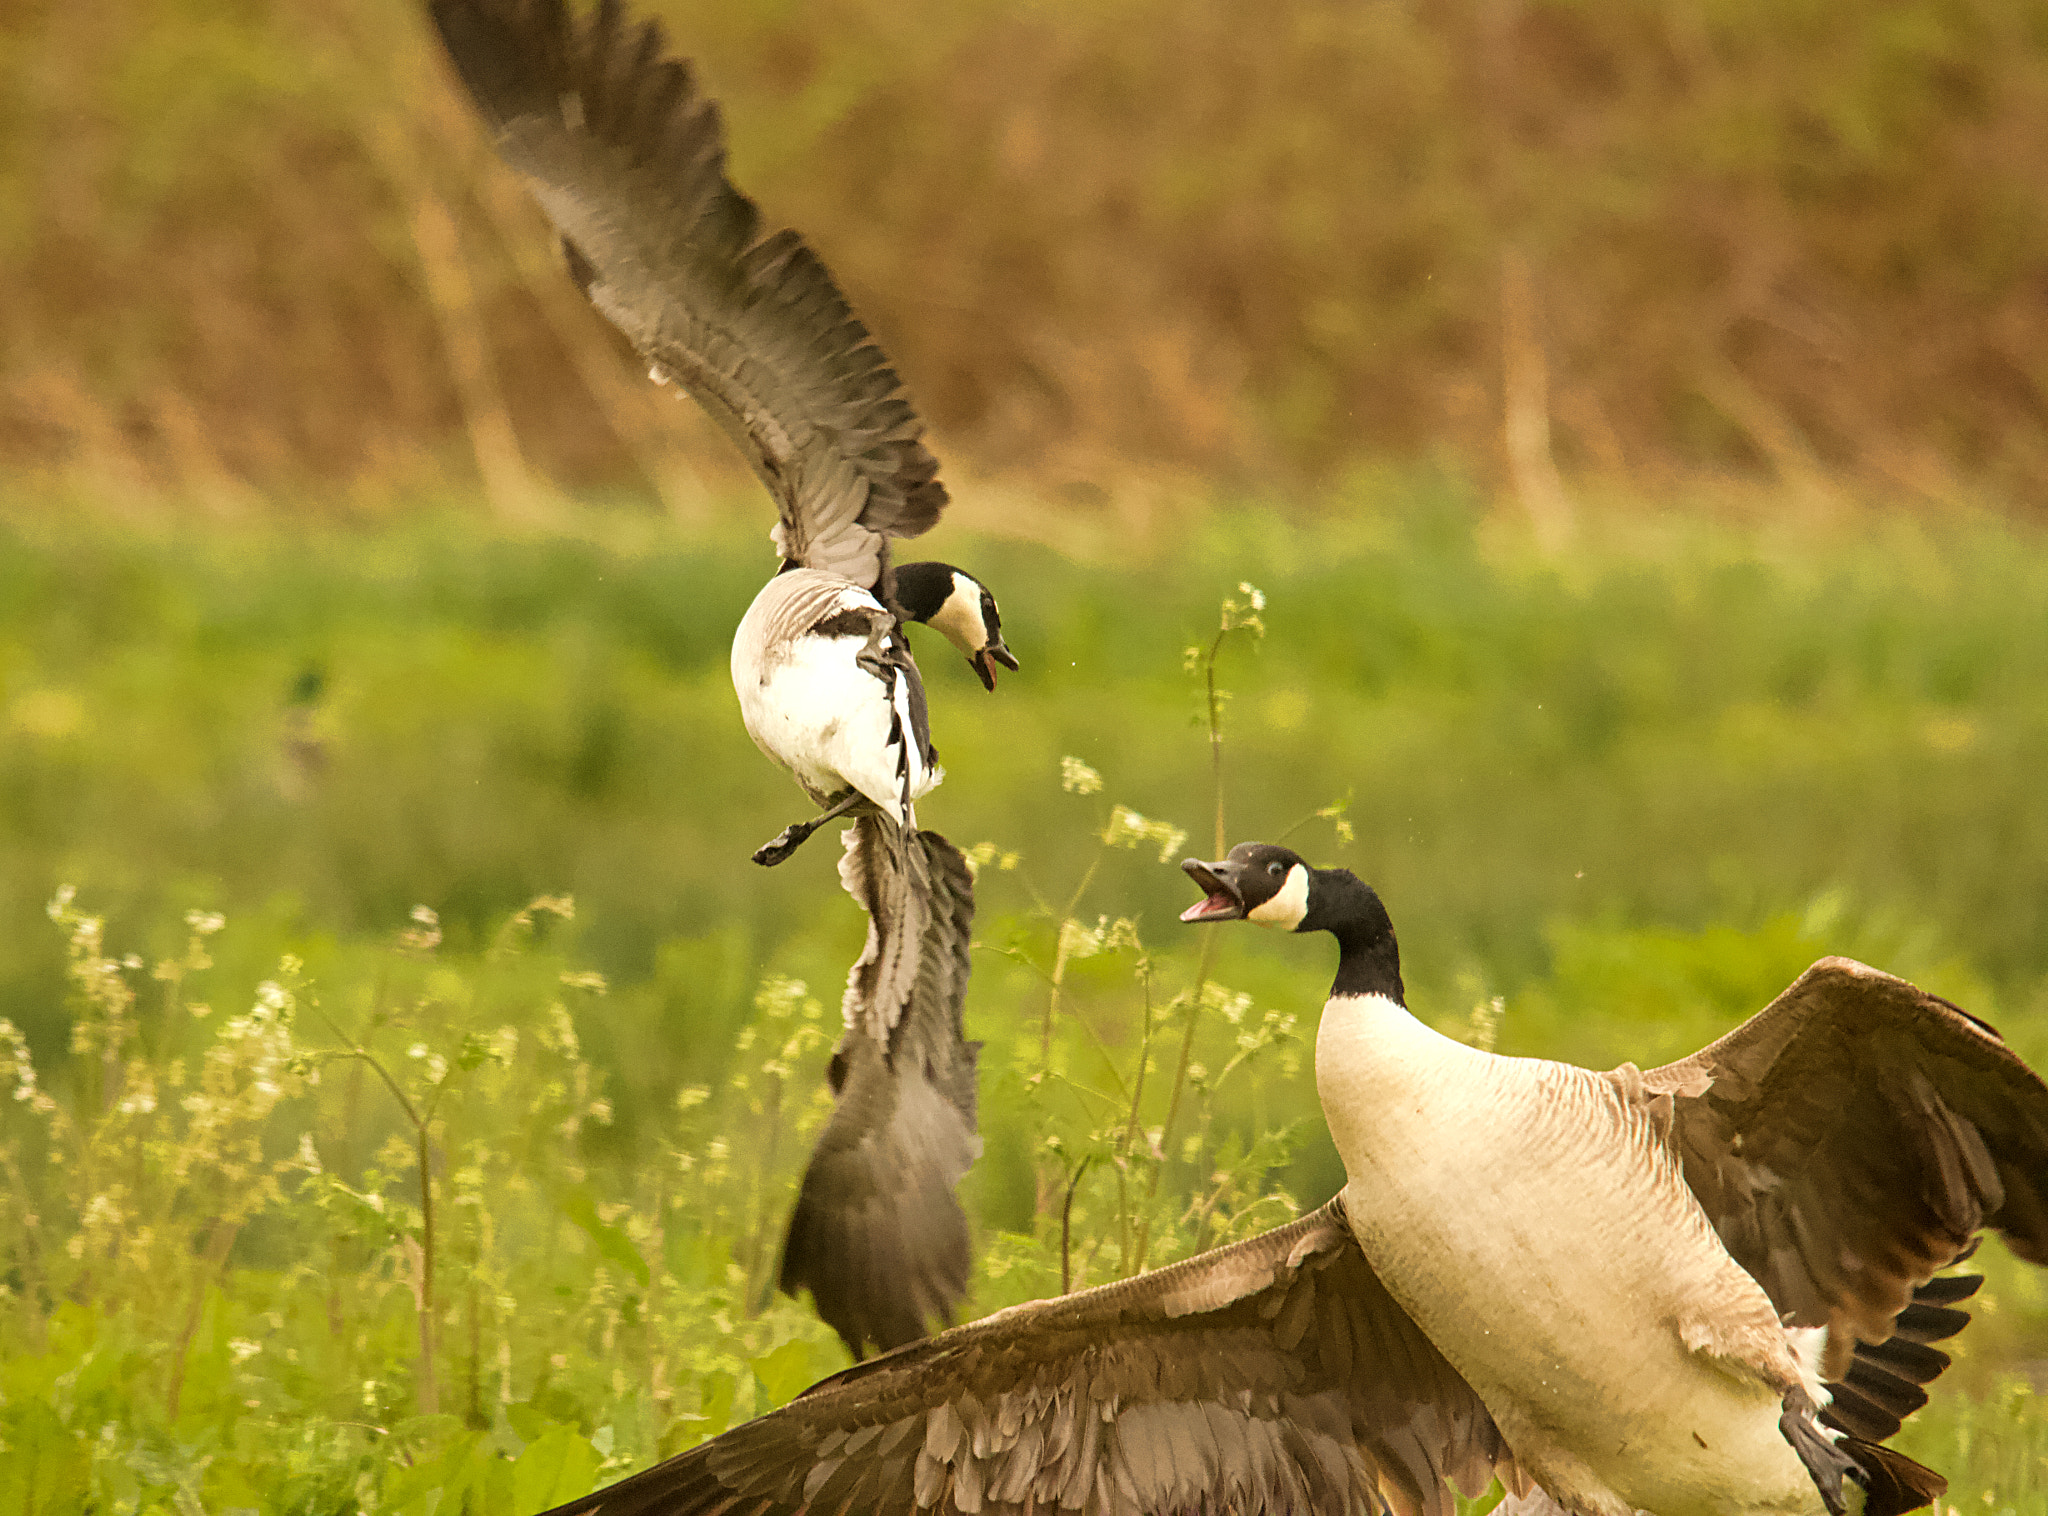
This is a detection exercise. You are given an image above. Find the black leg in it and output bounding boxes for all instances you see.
[1779,1385,1858,1516]
[752,792,868,867]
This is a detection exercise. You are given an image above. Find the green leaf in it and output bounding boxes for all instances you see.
[504,1402,549,1446]
[511,1425,600,1511]
[750,1338,814,1411]
[693,1371,738,1442]
[0,1399,91,1516]
[555,1186,650,1287]
[382,1428,484,1513]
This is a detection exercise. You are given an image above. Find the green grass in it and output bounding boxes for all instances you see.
[2,478,2046,1510]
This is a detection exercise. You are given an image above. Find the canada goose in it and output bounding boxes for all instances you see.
[525,844,2045,1516]
[427,0,1017,867]
[777,814,982,1358]
[1175,841,2048,1515]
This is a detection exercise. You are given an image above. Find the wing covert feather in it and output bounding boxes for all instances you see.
[543,1197,1510,1516]
[1646,957,2048,1372]
[428,0,947,599]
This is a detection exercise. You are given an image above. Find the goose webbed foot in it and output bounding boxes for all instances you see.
[1779,1386,1859,1516]
[753,791,869,867]
[752,824,819,867]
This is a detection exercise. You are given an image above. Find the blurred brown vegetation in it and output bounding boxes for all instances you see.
[3,0,2047,509]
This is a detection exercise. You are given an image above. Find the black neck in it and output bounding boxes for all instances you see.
[1306,868,1405,1003]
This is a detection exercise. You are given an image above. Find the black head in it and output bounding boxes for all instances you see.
[1181,841,1403,1001]
[894,560,1019,691]
[1180,843,1314,927]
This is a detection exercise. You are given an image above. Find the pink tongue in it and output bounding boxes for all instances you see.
[1180,892,1237,922]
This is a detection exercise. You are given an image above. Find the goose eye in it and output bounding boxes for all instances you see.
[1267,861,1285,877]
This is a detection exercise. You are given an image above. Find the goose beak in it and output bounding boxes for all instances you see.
[1180,858,1246,922]
[970,640,1019,691]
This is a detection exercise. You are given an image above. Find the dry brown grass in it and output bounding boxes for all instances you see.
[3,0,2045,510]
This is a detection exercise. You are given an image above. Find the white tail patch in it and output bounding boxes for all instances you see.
[1247,864,1311,929]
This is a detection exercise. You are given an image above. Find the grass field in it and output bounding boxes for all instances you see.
[1,479,2045,1511]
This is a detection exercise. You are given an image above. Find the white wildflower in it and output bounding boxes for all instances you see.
[1102,805,1187,864]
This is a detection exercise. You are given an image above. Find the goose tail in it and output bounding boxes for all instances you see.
[1840,1438,1946,1516]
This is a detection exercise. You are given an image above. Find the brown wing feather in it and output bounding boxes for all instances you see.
[779,820,981,1357]
[544,1197,1511,1516]
[1819,1270,1980,1443]
[427,0,946,600]
[1646,957,2048,1375]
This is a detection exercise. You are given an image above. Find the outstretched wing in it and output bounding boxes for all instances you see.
[1646,957,2048,1376]
[547,1197,1513,1516]
[427,0,946,601]
[779,819,981,1356]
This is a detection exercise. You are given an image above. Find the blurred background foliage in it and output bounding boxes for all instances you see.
[1,0,2046,505]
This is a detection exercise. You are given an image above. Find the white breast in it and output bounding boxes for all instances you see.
[1315,994,1824,1516]
[731,577,939,824]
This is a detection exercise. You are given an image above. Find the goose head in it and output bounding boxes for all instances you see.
[895,561,1019,690]
[1180,843,1316,928]
[1181,842,1404,1001]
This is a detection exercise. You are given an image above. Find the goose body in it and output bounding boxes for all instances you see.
[1318,992,1821,1514]
[1179,842,2048,1515]
[732,570,939,828]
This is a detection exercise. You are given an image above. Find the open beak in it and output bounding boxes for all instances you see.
[1180,858,1246,922]
[970,640,1020,692]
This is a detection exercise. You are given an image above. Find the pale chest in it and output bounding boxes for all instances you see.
[1312,995,1819,1515]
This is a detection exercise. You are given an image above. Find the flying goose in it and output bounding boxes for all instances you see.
[427,0,1017,867]
[777,814,982,1358]
[525,844,2045,1516]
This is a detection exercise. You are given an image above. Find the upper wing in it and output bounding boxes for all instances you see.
[1646,957,2048,1373]
[427,0,946,598]
[779,821,982,1356]
[548,1197,1514,1516]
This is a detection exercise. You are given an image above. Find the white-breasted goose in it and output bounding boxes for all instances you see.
[1175,842,2048,1515]
[426,0,1016,867]
[777,814,982,1359]
[514,841,2042,1516]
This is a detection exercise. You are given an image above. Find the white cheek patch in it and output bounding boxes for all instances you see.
[1246,864,1310,929]
[932,580,989,652]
